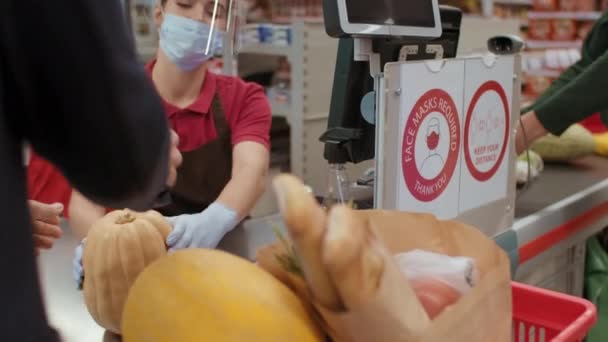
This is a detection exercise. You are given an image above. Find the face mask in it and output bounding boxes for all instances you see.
[159,14,224,71]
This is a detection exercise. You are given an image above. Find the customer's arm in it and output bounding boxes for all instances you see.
[2,0,169,210]
[522,13,608,135]
[526,51,608,135]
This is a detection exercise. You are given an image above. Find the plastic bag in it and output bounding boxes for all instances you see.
[394,249,480,295]
[394,250,481,319]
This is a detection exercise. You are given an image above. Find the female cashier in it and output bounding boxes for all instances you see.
[71,0,271,284]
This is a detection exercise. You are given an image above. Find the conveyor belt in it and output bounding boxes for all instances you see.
[515,156,608,218]
[513,156,608,277]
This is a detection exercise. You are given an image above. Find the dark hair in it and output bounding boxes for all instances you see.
[161,0,167,5]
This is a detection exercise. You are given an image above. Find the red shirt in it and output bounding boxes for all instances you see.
[145,60,272,152]
[27,63,271,215]
[26,151,71,217]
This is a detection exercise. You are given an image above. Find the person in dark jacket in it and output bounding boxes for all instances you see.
[0,1,181,340]
[516,10,608,154]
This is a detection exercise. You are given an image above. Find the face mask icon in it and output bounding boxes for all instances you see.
[419,117,446,180]
[426,118,441,151]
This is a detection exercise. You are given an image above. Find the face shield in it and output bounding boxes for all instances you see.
[202,0,241,57]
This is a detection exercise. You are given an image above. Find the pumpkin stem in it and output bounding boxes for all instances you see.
[115,211,137,224]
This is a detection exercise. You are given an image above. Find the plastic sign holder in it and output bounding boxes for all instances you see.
[377,52,522,239]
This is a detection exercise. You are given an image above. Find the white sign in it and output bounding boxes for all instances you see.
[398,60,465,219]
[459,56,514,212]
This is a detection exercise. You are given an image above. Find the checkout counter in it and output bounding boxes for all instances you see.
[39,157,608,341]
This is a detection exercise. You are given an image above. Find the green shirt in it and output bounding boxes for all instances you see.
[523,11,608,135]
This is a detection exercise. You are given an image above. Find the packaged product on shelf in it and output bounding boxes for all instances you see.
[558,0,578,11]
[267,57,292,105]
[532,0,558,11]
[551,19,577,41]
[271,24,292,46]
[576,0,598,11]
[528,19,552,40]
[578,21,595,40]
[258,24,275,43]
[243,0,273,22]
[524,75,554,99]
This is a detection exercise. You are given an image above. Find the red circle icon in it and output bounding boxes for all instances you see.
[401,89,460,202]
[463,81,510,182]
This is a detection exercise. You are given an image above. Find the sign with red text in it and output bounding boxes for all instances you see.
[397,60,465,219]
[459,56,514,212]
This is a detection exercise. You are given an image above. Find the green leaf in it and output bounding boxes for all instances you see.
[270,221,304,278]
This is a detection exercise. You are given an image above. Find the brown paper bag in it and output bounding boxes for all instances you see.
[256,210,512,342]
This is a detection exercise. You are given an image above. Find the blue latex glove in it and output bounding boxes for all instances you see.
[166,202,239,251]
[72,239,86,290]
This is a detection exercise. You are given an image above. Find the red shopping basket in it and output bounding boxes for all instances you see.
[512,282,597,342]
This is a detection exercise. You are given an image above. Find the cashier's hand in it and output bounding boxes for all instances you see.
[29,200,64,255]
[72,239,86,290]
[167,129,182,187]
[166,202,240,251]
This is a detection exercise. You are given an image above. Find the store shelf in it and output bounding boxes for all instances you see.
[527,11,602,20]
[238,43,293,57]
[270,102,291,118]
[522,69,564,78]
[526,40,583,49]
[494,0,532,5]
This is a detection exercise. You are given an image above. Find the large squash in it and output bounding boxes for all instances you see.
[121,249,324,342]
[530,123,595,162]
[83,209,171,334]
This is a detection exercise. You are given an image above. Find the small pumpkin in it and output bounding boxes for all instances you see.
[122,249,324,342]
[83,209,172,334]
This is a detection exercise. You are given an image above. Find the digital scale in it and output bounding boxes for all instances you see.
[319,0,524,272]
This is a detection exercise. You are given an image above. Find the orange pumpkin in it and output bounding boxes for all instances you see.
[83,209,171,334]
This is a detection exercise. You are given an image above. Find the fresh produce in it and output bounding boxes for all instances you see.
[530,123,595,162]
[273,175,343,310]
[83,209,171,334]
[121,249,323,342]
[593,132,608,157]
[516,150,543,185]
[410,279,462,319]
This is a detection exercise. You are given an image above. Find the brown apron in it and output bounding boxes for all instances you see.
[158,94,233,217]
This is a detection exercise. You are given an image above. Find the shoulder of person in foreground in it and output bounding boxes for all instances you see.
[6,0,170,211]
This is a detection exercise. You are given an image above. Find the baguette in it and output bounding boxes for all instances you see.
[323,205,432,338]
[272,174,343,310]
[323,205,385,309]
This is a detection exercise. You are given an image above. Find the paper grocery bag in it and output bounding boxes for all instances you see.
[256,210,512,342]
[362,210,512,342]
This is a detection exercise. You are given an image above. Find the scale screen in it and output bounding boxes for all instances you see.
[346,0,436,28]
[329,0,442,37]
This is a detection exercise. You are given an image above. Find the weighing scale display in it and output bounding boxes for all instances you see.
[345,0,436,28]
